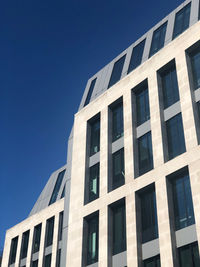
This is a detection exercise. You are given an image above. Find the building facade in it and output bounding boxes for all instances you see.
[2,0,200,266]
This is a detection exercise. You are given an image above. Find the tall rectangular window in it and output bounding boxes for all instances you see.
[89,163,99,202]
[61,184,65,199]
[9,236,18,264]
[108,55,126,88]
[160,62,180,109]
[84,78,97,106]
[32,223,42,253]
[166,114,186,160]
[89,117,100,156]
[143,255,161,267]
[128,39,145,73]
[173,3,191,39]
[112,148,125,190]
[111,101,124,142]
[45,217,54,247]
[179,242,200,267]
[58,212,63,241]
[49,169,66,205]
[135,84,150,126]
[44,254,52,267]
[56,249,61,267]
[149,22,167,57]
[140,188,158,243]
[110,199,126,255]
[31,260,38,267]
[170,168,195,230]
[83,213,99,266]
[189,46,200,90]
[20,230,30,259]
[138,132,153,176]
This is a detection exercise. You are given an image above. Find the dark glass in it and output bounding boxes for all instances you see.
[166,114,186,160]
[32,260,38,267]
[44,254,52,267]
[45,217,54,247]
[61,184,65,199]
[136,85,150,126]
[190,48,200,90]
[56,249,61,267]
[33,224,42,253]
[49,169,66,205]
[179,242,200,267]
[84,78,97,106]
[21,230,30,259]
[128,40,145,73]
[9,236,18,264]
[88,163,99,202]
[112,102,124,142]
[58,212,63,241]
[108,55,126,88]
[173,3,191,39]
[90,118,100,156]
[149,22,167,57]
[86,215,99,265]
[144,255,161,267]
[172,170,195,230]
[141,189,158,243]
[112,148,125,190]
[138,132,153,176]
[161,64,180,108]
[112,202,126,255]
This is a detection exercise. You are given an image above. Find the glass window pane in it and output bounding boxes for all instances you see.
[190,48,200,90]
[179,242,200,267]
[86,215,99,265]
[61,184,65,199]
[136,85,150,126]
[21,230,29,259]
[161,64,180,108]
[128,40,145,73]
[192,242,200,266]
[143,254,160,267]
[138,132,153,176]
[149,22,167,57]
[45,217,54,247]
[84,78,97,106]
[89,163,99,202]
[112,102,124,142]
[58,212,63,241]
[90,118,100,156]
[108,55,126,88]
[9,236,18,264]
[173,3,191,39]
[32,260,38,267]
[49,169,66,205]
[44,254,51,267]
[33,224,41,253]
[112,148,125,190]
[166,113,186,160]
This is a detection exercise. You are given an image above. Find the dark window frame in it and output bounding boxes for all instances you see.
[110,99,124,142]
[20,230,30,259]
[173,3,191,39]
[45,217,55,247]
[112,148,125,191]
[32,223,42,253]
[108,55,126,88]
[49,169,66,205]
[9,236,18,265]
[84,78,97,107]
[128,39,146,73]
[149,22,167,57]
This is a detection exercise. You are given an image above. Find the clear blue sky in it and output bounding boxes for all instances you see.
[0,0,184,249]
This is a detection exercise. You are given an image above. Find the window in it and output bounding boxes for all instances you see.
[138,132,153,176]
[88,163,99,203]
[149,22,167,57]
[170,168,195,230]
[189,46,200,90]
[89,117,100,156]
[56,249,61,267]
[111,101,124,142]
[143,255,161,267]
[108,55,126,88]
[160,61,180,109]
[61,184,65,199]
[135,84,150,126]
[49,169,66,205]
[58,212,63,241]
[32,223,41,253]
[140,188,158,243]
[31,260,38,267]
[179,242,200,267]
[110,199,126,255]
[44,254,52,267]
[173,3,191,39]
[83,213,99,265]
[9,236,18,264]
[166,113,186,160]
[84,78,97,106]
[20,230,30,259]
[128,39,145,73]
[45,217,54,247]
[112,148,125,190]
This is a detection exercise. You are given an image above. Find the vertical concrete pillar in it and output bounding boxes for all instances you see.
[51,213,59,266]
[99,205,108,267]
[26,228,34,267]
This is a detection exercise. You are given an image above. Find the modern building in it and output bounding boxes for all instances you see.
[2,0,200,266]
